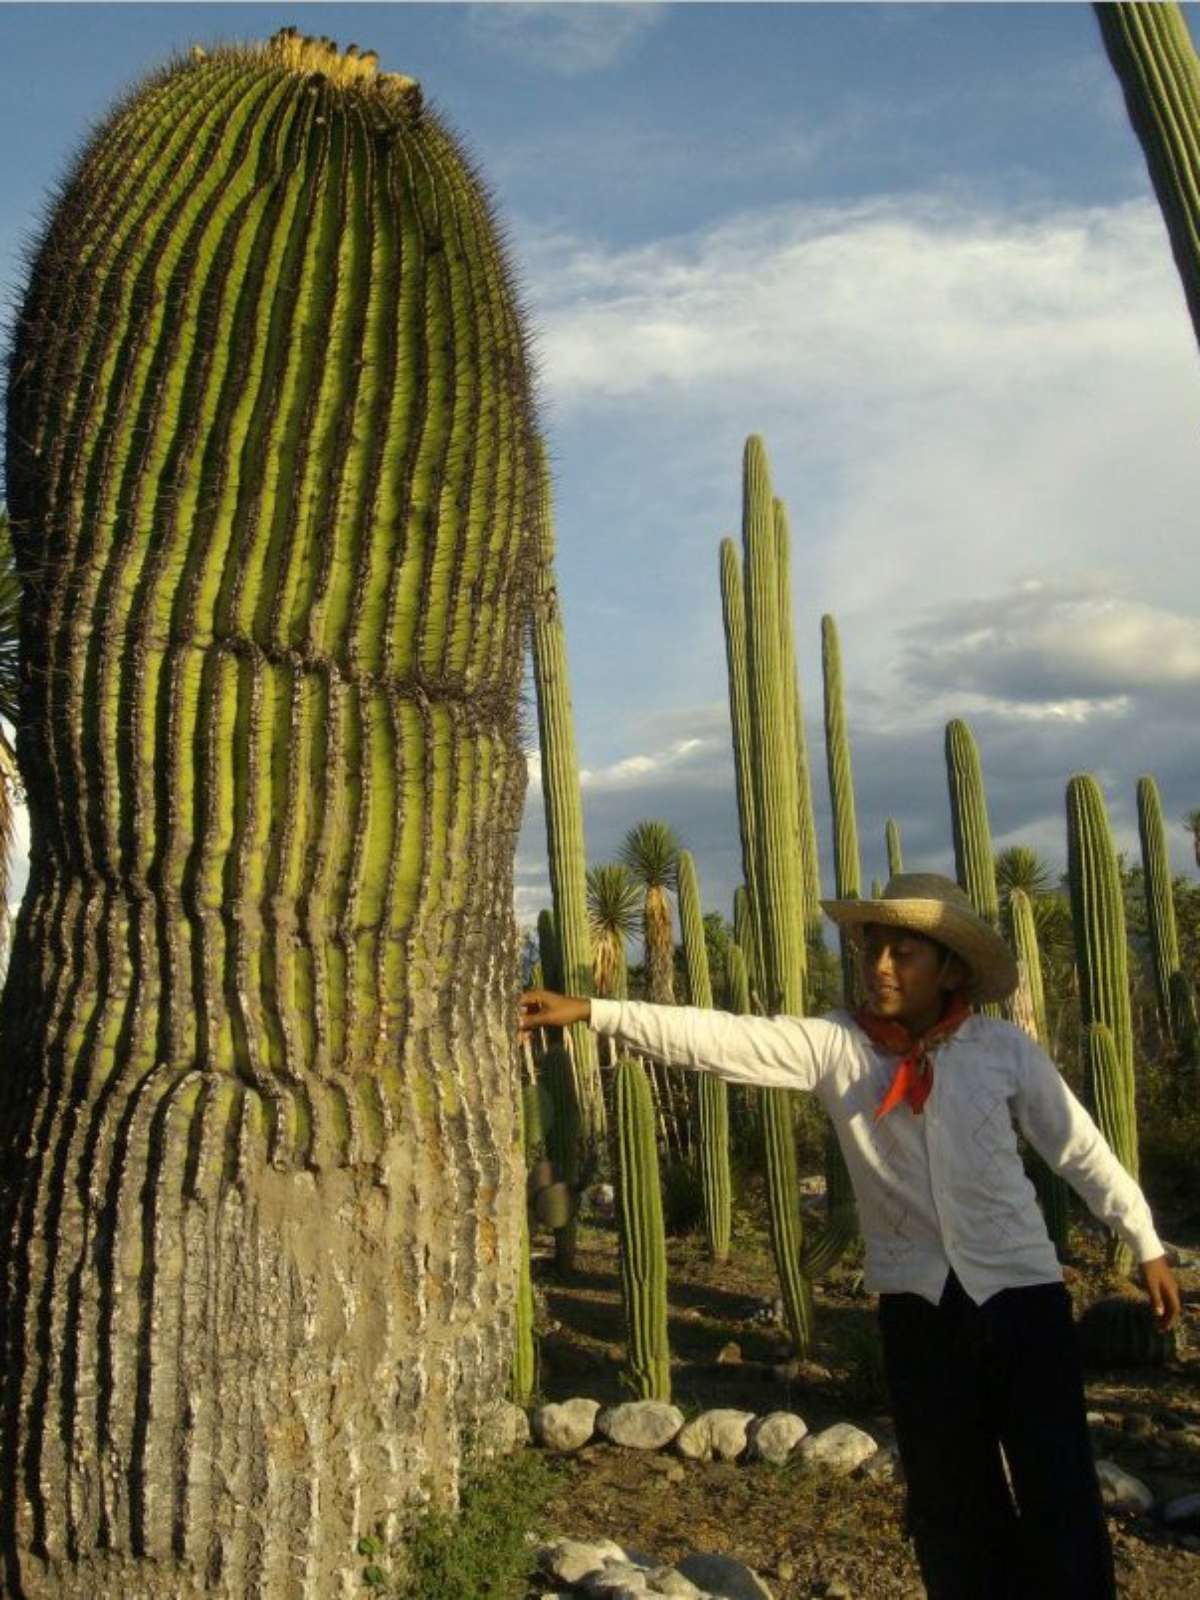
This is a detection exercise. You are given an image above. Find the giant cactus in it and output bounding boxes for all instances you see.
[1096,2,1200,349]
[945,719,1003,1017]
[0,33,539,1593]
[821,614,863,1006]
[1137,774,1181,1038]
[612,1058,671,1401]
[885,816,904,879]
[531,455,604,1141]
[678,849,731,1263]
[1010,888,1071,1256]
[1087,1022,1139,1274]
[775,500,823,939]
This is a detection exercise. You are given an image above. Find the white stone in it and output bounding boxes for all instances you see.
[747,1411,808,1466]
[581,1564,651,1597]
[860,1444,901,1483]
[597,1400,685,1450]
[675,1409,756,1462]
[1094,1460,1154,1515]
[476,1398,530,1458]
[794,1422,878,1476]
[532,1398,602,1452]
[1161,1491,1200,1526]
[538,1536,629,1585]
[646,1570,705,1598]
[676,1551,775,1599]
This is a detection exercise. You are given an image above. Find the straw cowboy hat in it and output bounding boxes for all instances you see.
[821,872,1019,1004]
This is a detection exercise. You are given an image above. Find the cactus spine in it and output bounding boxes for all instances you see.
[821,614,863,1005]
[1010,888,1071,1255]
[1096,2,1200,348]
[885,817,904,879]
[531,455,604,1141]
[1,32,538,1590]
[1137,774,1181,1037]
[678,850,732,1263]
[612,1059,672,1400]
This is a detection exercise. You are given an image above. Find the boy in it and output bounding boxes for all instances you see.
[518,873,1181,1600]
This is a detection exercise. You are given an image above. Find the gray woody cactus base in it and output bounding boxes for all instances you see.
[0,32,539,1599]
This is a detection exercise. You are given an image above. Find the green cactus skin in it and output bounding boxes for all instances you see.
[542,1043,581,1272]
[732,883,761,1007]
[1067,775,1136,1101]
[1087,1022,1139,1274]
[726,937,751,1016]
[530,454,604,1142]
[1096,2,1200,347]
[820,614,863,1006]
[1010,888,1071,1256]
[871,876,884,900]
[945,719,1003,1017]
[885,817,904,880]
[0,35,539,1588]
[678,851,731,1264]
[1137,774,1182,1038]
[538,906,565,994]
[1170,970,1200,1076]
[612,1059,672,1401]
[721,543,766,996]
[774,500,823,938]
[1078,1293,1178,1369]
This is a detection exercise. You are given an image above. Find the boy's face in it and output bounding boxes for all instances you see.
[859,924,966,1027]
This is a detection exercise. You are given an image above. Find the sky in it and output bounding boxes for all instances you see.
[1,2,1198,943]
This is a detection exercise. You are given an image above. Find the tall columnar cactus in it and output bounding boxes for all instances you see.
[945,719,1003,1017]
[542,1043,582,1273]
[726,939,751,1015]
[775,499,823,938]
[1010,888,1071,1256]
[721,546,765,990]
[539,906,565,995]
[1137,774,1182,1038]
[678,850,732,1263]
[1067,775,1136,1101]
[0,34,540,1592]
[1096,2,1200,349]
[821,614,863,1006]
[531,455,604,1141]
[732,883,761,1005]
[612,1059,671,1401]
[1087,1022,1139,1274]
[885,817,904,879]
[512,1087,538,1407]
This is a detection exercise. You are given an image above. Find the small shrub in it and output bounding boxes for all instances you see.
[375,1447,560,1599]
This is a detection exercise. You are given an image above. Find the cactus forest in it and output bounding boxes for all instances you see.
[0,5,1198,1598]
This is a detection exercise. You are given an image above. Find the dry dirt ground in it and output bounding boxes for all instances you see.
[527,1190,1200,1600]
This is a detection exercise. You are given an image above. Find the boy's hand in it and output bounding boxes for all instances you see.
[1139,1255,1182,1332]
[518,989,590,1042]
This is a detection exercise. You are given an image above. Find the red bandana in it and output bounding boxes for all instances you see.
[855,991,974,1120]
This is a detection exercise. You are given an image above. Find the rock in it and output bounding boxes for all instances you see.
[822,1583,853,1599]
[774,1558,795,1583]
[771,1358,833,1385]
[580,1561,651,1597]
[675,1409,756,1462]
[716,1341,743,1364]
[748,1411,808,1466]
[1086,1411,1107,1427]
[860,1444,901,1483]
[532,1398,601,1453]
[1094,1460,1155,1515]
[1161,1491,1200,1529]
[589,1182,616,1216]
[676,1551,775,1600]
[666,1462,686,1484]
[794,1422,878,1476]
[597,1400,685,1450]
[475,1398,530,1458]
[1121,1412,1154,1439]
[645,1570,705,1598]
[538,1537,630,1586]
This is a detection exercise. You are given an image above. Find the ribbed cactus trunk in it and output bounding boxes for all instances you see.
[0,35,536,1598]
[612,1060,671,1401]
[1067,776,1138,1273]
[945,719,1003,1018]
[1087,1023,1139,1274]
[530,458,604,1143]
[1010,889,1071,1256]
[1096,2,1200,349]
[821,614,862,1006]
[678,851,731,1264]
[1137,774,1181,1039]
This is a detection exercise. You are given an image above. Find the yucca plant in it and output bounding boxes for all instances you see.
[0,33,539,1592]
[586,863,641,999]
[620,818,681,1004]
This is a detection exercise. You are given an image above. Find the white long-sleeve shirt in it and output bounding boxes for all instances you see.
[589,999,1164,1307]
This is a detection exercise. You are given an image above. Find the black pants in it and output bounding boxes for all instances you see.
[878,1271,1116,1599]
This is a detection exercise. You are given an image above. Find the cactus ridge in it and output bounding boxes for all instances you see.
[820,614,862,1005]
[1010,887,1070,1254]
[1067,775,1135,1084]
[678,850,732,1264]
[774,500,823,935]
[885,817,903,879]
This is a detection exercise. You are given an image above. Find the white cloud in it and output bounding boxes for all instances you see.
[465,3,664,77]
